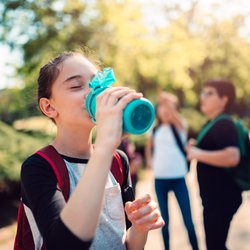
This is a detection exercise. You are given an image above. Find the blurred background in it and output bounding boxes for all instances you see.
[1,0,250,249]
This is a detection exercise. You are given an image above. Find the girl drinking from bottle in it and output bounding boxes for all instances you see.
[18,51,164,250]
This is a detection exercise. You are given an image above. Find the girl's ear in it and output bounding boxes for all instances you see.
[39,98,58,119]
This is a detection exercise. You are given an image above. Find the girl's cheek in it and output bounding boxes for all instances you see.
[84,88,91,98]
[82,89,91,109]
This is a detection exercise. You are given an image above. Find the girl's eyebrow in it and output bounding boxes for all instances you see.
[63,75,82,83]
[63,73,96,84]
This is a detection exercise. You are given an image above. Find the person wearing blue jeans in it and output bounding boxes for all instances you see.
[155,178,198,250]
[146,91,199,250]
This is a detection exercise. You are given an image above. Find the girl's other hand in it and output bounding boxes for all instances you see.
[125,194,165,233]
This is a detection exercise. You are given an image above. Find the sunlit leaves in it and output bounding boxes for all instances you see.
[1,0,250,114]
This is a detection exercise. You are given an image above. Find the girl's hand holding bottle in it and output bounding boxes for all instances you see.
[94,87,143,153]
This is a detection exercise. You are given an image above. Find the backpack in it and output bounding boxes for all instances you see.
[14,145,134,250]
[196,114,250,191]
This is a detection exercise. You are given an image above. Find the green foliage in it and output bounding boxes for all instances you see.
[1,0,250,119]
[0,88,38,124]
[1,0,94,121]
[0,120,51,190]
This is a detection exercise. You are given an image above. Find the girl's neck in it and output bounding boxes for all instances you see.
[52,127,93,159]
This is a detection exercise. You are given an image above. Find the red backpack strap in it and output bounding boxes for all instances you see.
[14,202,35,250]
[36,145,70,201]
[111,150,124,187]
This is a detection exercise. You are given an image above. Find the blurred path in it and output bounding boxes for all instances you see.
[136,166,250,250]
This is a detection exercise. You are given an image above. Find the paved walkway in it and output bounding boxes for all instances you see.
[136,166,250,250]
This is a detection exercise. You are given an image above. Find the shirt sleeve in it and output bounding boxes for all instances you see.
[21,154,92,250]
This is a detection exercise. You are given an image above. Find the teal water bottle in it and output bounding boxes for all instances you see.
[85,68,155,135]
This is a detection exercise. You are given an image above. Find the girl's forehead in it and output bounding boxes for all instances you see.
[58,55,97,80]
[61,55,95,70]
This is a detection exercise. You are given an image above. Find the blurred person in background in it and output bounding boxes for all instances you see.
[186,79,242,250]
[145,91,199,250]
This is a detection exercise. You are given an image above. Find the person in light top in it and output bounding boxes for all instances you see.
[146,91,199,250]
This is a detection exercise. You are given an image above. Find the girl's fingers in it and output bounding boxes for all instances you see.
[96,87,126,105]
[126,194,151,213]
[125,194,165,232]
[135,209,160,225]
[108,88,136,101]
[127,201,158,221]
[115,91,143,110]
[97,87,139,106]
[147,217,165,230]
[101,87,142,105]
[127,208,165,232]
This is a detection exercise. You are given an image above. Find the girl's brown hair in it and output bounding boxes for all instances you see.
[37,51,76,102]
[37,49,101,104]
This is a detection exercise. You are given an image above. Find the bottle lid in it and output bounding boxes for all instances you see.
[123,98,155,134]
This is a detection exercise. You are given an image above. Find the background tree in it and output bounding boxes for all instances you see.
[1,0,250,121]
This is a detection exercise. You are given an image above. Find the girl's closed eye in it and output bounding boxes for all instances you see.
[71,84,83,89]
[70,80,86,90]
